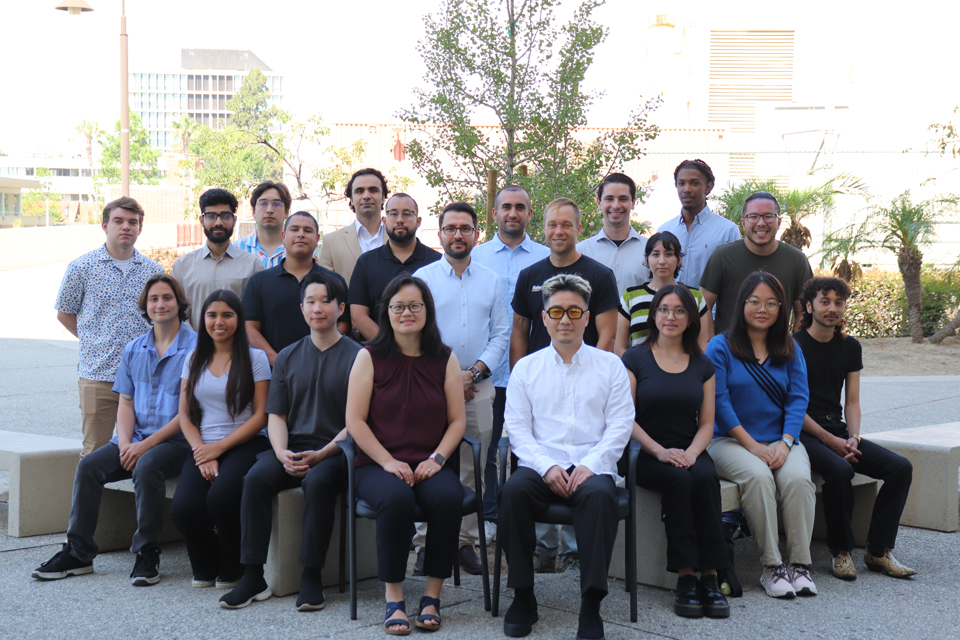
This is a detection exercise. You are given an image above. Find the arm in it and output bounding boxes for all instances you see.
[267,413,306,476]
[615,313,631,357]
[246,320,278,366]
[57,312,79,338]
[509,313,530,370]
[192,379,270,464]
[579,361,634,476]
[685,375,716,461]
[594,308,618,352]
[844,370,861,437]
[350,305,379,342]
[337,319,351,336]
[626,370,683,466]
[701,288,718,318]
[782,347,810,442]
[697,302,714,352]
[792,300,804,333]
[414,353,468,483]
[503,362,558,476]
[476,277,510,376]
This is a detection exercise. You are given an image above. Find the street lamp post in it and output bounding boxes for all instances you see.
[56,0,130,198]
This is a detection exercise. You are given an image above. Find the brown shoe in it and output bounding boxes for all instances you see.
[412,551,425,576]
[458,546,483,576]
[864,549,917,578]
[832,551,857,581]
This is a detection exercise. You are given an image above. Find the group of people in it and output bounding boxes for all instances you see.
[32,161,918,639]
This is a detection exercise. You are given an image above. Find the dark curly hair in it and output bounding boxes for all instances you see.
[345,168,389,212]
[799,276,851,336]
[673,159,715,186]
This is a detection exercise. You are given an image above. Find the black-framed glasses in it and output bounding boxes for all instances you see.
[201,211,235,222]
[655,306,687,318]
[743,213,779,224]
[388,302,424,314]
[440,225,476,236]
[546,306,585,320]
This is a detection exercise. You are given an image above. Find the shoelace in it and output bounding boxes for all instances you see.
[790,564,812,580]
[770,565,791,583]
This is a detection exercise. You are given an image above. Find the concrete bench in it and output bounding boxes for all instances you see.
[610,472,878,590]
[866,423,960,532]
[0,430,82,537]
[100,477,377,596]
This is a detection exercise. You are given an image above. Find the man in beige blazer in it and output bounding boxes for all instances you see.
[318,168,389,285]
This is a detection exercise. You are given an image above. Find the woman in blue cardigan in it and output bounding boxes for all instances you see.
[705,271,815,599]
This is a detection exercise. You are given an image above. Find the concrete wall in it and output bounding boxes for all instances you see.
[0,223,179,272]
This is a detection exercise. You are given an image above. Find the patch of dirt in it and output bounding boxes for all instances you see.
[860,336,960,377]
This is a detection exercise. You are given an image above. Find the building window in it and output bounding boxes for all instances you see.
[218,95,226,111]
[26,167,34,176]
[202,95,210,110]
[226,76,233,92]
[202,75,210,91]
[70,194,80,201]
[188,75,195,91]
[82,169,92,177]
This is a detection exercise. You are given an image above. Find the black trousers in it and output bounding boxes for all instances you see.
[500,466,618,596]
[636,450,729,573]
[170,436,270,580]
[355,463,462,583]
[239,450,346,568]
[800,419,912,552]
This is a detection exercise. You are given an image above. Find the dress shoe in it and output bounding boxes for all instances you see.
[458,545,483,576]
[674,574,703,618]
[864,548,917,578]
[412,550,425,576]
[503,589,538,637]
[832,551,857,581]
[698,574,730,618]
[532,550,558,573]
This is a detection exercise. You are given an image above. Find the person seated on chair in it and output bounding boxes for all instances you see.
[346,275,467,635]
[220,271,362,610]
[795,276,915,580]
[622,284,729,618]
[499,274,633,640]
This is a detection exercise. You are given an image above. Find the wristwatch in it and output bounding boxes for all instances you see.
[852,434,862,444]
[429,452,445,466]
[468,365,488,384]
[780,436,795,449]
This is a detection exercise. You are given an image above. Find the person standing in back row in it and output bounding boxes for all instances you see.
[318,168,388,286]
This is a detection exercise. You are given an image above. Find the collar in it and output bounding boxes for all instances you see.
[595,226,642,243]
[355,219,384,239]
[96,245,143,263]
[549,342,585,365]
[383,238,424,261]
[142,322,196,357]
[491,233,537,253]
[676,203,713,227]
[276,257,318,276]
[439,255,471,277]
[201,242,240,260]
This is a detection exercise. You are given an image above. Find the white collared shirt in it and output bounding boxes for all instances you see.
[577,227,651,294]
[505,342,634,479]
[355,219,385,254]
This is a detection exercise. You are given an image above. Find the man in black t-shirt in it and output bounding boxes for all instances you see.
[794,277,915,581]
[222,272,361,611]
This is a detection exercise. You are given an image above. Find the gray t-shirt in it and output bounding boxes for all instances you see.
[181,347,272,443]
[265,335,362,451]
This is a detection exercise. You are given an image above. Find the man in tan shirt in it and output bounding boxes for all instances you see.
[318,168,388,285]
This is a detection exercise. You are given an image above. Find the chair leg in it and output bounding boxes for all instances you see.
[349,503,357,620]
[454,550,461,586]
[492,536,503,617]
[477,507,491,611]
[338,496,346,594]
[627,515,638,622]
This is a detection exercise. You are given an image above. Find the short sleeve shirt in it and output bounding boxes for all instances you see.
[512,255,619,354]
[266,335,362,451]
[171,243,265,331]
[55,245,164,382]
[619,282,707,347]
[348,239,442,320]
[793,330,863,419]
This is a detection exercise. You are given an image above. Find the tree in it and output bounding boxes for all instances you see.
[21,167,65,222]
[227,68,280,137]
[928,105,960,159]
[99,110,161,185]
[172,115,199,159]
[76,119,100,204]
[399,0,659,237]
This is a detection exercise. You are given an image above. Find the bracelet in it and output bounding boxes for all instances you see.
[852,434,862,444]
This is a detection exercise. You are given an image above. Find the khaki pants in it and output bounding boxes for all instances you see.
[414,378,494,550]
[78,378,118,457]
[706,436,815,566]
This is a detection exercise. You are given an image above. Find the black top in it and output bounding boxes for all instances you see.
[265,335,362,451]
[512,254,619,354]
[622,346,716,450]
[347,239,442,320]
[242,259,349,354]
[793,330,863,420]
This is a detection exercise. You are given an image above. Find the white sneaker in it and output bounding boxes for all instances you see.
[788,563,818,596]
[760,564,796,598]
[483,521,497,543]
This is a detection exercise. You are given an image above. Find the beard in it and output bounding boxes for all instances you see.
[204,225,232,243]
[386,227,415,244]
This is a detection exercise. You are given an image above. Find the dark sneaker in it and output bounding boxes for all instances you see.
[412,550,426,576]
[296,567,325,612]
[220,574,271,610]
[32,544,93,580]
[130,547,161,586]
[458,545,483,576]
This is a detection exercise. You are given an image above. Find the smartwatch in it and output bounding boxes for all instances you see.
[780,436,795,450]
[468,366,487,384]
[429,452,445,466]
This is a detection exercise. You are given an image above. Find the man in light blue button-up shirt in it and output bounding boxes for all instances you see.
[471,186,549,531]
[415,202,510,575]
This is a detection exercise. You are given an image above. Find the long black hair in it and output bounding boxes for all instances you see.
[367,275,450,361]
[727,271,795,365]
[646,284,702,357]
[185,290,255,427]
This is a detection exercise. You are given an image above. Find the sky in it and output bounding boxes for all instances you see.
[2,0,959,158]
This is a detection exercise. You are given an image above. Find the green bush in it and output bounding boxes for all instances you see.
[911,269,960,337]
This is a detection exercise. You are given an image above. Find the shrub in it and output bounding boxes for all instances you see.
[140,247,181,273]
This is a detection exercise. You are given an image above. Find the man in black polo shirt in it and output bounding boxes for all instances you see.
[348,193,442,340]
[222,270,361,610]
[243,212,349,365]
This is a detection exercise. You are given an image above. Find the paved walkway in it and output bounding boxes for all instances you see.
[2,263,958,639]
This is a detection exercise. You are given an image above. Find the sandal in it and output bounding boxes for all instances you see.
[415,595,442,631]
[384,601,410,636]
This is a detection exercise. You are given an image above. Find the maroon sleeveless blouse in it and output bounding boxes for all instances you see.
[356,347,449,468]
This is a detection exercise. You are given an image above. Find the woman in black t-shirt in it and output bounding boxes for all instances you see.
[622,284,730,619]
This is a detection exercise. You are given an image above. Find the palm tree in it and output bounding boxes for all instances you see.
[819,216,871,283]
[76,120,100,208]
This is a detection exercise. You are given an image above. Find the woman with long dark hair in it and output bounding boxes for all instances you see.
[622,284,729,618]
[705,272,815,599]
[346,275,466,635]
[170,290,271,589]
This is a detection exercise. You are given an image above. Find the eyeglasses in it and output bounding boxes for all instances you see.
[743,213,780,224]
[385,210,417,221]
[388,302,424,314]
[745,300,781,312]
[655,307,687,318]
[201,212,235,222]
[256,199,285,210]
[546,306,585,320]
[441,226,476,236]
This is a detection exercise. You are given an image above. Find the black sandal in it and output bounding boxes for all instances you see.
[415,595,442,631]
[384,601,410,636]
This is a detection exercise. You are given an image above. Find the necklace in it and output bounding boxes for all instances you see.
[656,345,680,363]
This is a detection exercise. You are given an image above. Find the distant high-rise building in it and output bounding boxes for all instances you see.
[131,49,284,151]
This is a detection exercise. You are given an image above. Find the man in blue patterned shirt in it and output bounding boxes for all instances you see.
[55,197,164,455]
[35,274,197,587]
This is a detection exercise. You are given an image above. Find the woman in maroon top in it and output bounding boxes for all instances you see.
[347,275,466,635]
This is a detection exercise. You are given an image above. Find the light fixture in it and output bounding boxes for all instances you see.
[55,0,94,16]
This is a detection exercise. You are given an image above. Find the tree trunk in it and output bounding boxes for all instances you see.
[898,245,925,343]
[928,309,960,343]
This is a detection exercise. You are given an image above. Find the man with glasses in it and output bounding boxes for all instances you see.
[235,181,294,268]
[318,168,388,285]
[413,202,510,576]
[499,273,633,640]
[348,193,441,340]
[699,192,812,333]
[172,188,264,331]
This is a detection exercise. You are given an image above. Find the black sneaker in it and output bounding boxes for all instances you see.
[296,567,325,612]
[32,544,93,580]
[220,574,271,609]
[130,547,161,586]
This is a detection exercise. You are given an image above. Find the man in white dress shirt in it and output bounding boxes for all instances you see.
[500,274,634,640]
[414,202,510,575]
